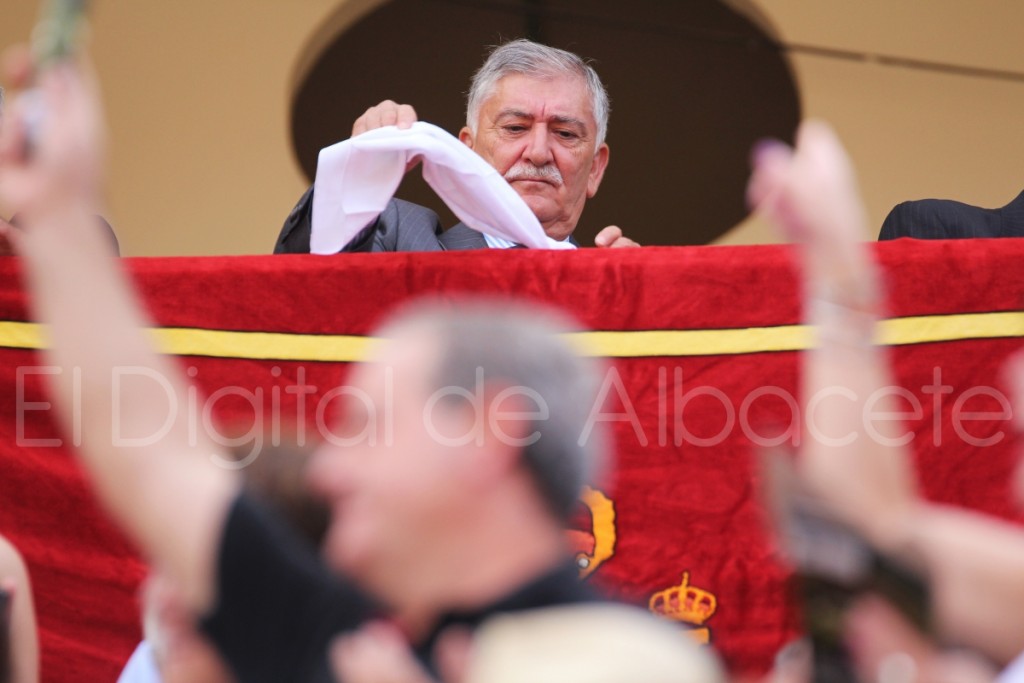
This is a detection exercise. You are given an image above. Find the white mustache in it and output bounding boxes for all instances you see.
[504,163,563,186]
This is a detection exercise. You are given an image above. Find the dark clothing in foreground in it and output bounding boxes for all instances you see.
[274,189,486,253]
[879,190,1024,240]
[201,493,598,683]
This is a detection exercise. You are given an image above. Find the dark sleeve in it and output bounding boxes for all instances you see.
[274,187,315,253]
[879,199,989,240]
[273,190,445,254]
[274,186,381,254]
[200,493,379,683]
[274,187,396,254]
[879,202,912,240]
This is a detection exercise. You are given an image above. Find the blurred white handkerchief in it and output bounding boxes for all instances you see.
[310,122,573,253]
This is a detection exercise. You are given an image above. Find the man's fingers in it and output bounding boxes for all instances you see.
[594,225,622,246]
[746,139,793,212]
[594,225,641,248]
[353,101,418,137]
[379,103,399,128]
[396,104,418,129]
[331,621,438,683]
[353,102,390,137]
[353,106,380,137]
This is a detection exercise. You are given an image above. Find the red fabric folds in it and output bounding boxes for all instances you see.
[0,237,1021,681]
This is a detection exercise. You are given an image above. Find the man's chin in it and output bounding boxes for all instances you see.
[519,194,558,221]
[543,226,574,242]
[324,527,370,575]
[514,195,576,239]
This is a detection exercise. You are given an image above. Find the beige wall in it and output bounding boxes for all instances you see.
[720,0,1024,244]
[2,1,1023,254]
[1,0,347,256]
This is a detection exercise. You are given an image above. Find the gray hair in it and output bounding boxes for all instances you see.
[466,39,610,148]
[380,298,610,521]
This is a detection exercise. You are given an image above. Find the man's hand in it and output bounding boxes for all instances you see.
[2,44,236,615]
[594,225,640,248]
[0,47,105,223]
[331,622,440,683]
[331,622,473,683]
[353,100,419,137]
[846,596,997,683]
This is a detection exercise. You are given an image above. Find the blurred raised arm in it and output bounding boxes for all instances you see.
[748,121,918,546]
[0,52,238,614]
[749,122,1024,665]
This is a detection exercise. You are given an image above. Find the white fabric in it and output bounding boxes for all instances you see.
[997,651,1024,683]
[484,233,576,250]
[311,122,574,253]
[116,641,162,683]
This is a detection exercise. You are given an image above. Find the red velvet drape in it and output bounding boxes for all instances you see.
[0,239,1021,681]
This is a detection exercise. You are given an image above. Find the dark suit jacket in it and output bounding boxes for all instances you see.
[879,190,1024,240]
[274,187,486,253]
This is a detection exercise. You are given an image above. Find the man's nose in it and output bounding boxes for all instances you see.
[522,126,554,166]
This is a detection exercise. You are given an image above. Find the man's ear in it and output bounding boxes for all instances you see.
[466,381,542,484]
[587,143,610,198]
[459,127,474,149]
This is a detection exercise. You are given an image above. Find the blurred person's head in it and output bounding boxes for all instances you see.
[332,605,724,683]
[306,298,609,615]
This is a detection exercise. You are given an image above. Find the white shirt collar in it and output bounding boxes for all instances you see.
[484,233,577,249]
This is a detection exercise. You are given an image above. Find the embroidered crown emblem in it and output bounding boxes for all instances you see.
[648,572,717,626]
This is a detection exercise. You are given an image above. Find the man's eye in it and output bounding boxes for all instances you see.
[556,130,579,140]
[503,125,527,133]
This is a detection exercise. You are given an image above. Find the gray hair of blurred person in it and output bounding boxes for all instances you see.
[378,299,610,521]
[465,39,611,148]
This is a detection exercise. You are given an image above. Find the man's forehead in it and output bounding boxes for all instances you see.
[357,333,436,387]
[483,73,594,124]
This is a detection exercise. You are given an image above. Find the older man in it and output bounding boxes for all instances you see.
[274,39,637,252]
[0,54,614,683]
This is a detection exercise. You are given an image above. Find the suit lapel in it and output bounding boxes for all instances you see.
[439,223,488,250]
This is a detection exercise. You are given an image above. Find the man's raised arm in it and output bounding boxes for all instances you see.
[0,52,237,614]
[749,121,1024,665]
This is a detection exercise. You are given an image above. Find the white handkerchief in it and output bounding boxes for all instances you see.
[310,122,574,253]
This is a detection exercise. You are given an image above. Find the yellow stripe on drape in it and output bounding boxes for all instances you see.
[0,311,1021,361]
